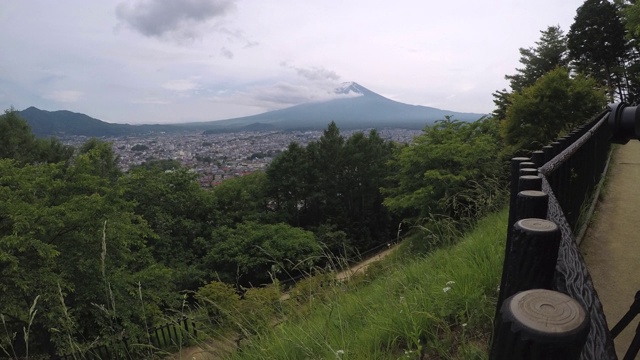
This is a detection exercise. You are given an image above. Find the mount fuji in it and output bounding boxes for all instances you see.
[187,82,485,131]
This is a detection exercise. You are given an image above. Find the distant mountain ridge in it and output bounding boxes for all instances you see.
[17,82,486,137]
[18,107,184,137]
[186,82,486,131]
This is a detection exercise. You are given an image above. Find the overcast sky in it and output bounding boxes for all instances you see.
[0,0,586,124]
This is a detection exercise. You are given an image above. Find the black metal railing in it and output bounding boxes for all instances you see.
[490,109,617,360]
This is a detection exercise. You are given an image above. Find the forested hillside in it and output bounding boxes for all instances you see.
[5,0,640,358]
[0,109,507,357]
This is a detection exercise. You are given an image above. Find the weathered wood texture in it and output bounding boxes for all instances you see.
[491,109,615,360]
[543,178,617,360]
[493,289,590,360]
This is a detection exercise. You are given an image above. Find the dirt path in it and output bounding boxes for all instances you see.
[335,245,397,281]
[166,245,397,359]
[581,141,640,359]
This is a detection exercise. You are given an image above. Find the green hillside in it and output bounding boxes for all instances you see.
[18,106,185,137]
[222,209,507,360]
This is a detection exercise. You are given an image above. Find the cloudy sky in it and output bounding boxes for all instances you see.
[0,0,585,124]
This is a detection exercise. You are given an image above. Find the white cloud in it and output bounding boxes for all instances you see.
[212,81,361,110]
[116,0,236,40]
[281,63,341,82]
[0,0,588,123]
[131,97,170,105]
[220,47,234,59]
[44,90,84,103]
[162,78,200,92]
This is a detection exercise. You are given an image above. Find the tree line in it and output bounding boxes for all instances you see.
[494,0,640,153]
[2,0,635,356]
[0,109,505,356]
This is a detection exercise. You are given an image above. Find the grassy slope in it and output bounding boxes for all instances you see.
[230,209,507,360]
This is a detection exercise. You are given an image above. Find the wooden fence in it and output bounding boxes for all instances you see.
[55,316,197,360]
[489,108,620,360]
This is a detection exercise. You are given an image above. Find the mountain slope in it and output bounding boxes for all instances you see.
[188,82,486,131]
[16,83,486,137]
[18,107,184,137]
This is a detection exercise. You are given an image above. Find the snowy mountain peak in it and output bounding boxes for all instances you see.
[335,81,367,96]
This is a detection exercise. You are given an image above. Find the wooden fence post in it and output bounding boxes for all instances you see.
[531,150,545,168]
[498,157,532,309]
[518,175,542,193]
[515,191,548,221]
[493,289,589,360]
[542,145,555,164]
[503,219,560,299]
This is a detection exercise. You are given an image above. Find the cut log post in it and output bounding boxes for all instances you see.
[520,168,538,177]
[493,289,590,360]
[504,218,560,299]
[515,191,548,221]
[518,175,542,192]
[531,150,545,167]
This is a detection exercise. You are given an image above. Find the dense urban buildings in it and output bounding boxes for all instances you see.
[64,128,421,187]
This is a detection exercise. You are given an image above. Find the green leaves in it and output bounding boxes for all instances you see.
[501,67,606,151]
[0,148,171,354]
[493,26,568,120]
[383,117,503,224]
[568,0,627,100]
[266,123,394,253]
[204,222,321,286]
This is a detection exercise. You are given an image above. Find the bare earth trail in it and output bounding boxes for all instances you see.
[165,245,398,359]
[582,141,640,358]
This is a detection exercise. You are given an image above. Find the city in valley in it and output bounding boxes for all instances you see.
[64,128,421,187]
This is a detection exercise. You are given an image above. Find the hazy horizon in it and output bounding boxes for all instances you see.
[1,0,585,124]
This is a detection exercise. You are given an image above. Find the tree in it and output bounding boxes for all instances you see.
[340,129,395,249]
[493,26,569,119]
[203,222,320,286]
[211,172,271,227]
[306,122,346,227]
[76,138,121,180]
[0,109,73,165]
[383,117,503,224]
[0,109,36,163]
[266,124,395,253]
[501,67,607,151]
[266,142,310,226]
[568,0,628,101]
[0,158,175,355]
[508,26,569,93]
[121,166,216,290]
[619,0,640,102]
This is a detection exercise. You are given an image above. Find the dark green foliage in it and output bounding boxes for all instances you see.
[493,26,569,119]
[76,138,122,181]
[507,26,569,93]
[501,67,606,151]
[266,122,395,254]
[0,157,175,355]
[204,222,321,286]
[121,166,215,289]
[383,117,504,224]
[568,0,628,100]
[0,109,74,165]
[619,1,640,103]
[266,142,309,226]
[18,106,184,137]
[211,172,271,227]
[0,110,513,357]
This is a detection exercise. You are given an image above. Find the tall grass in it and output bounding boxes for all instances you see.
[225,208,507,360]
